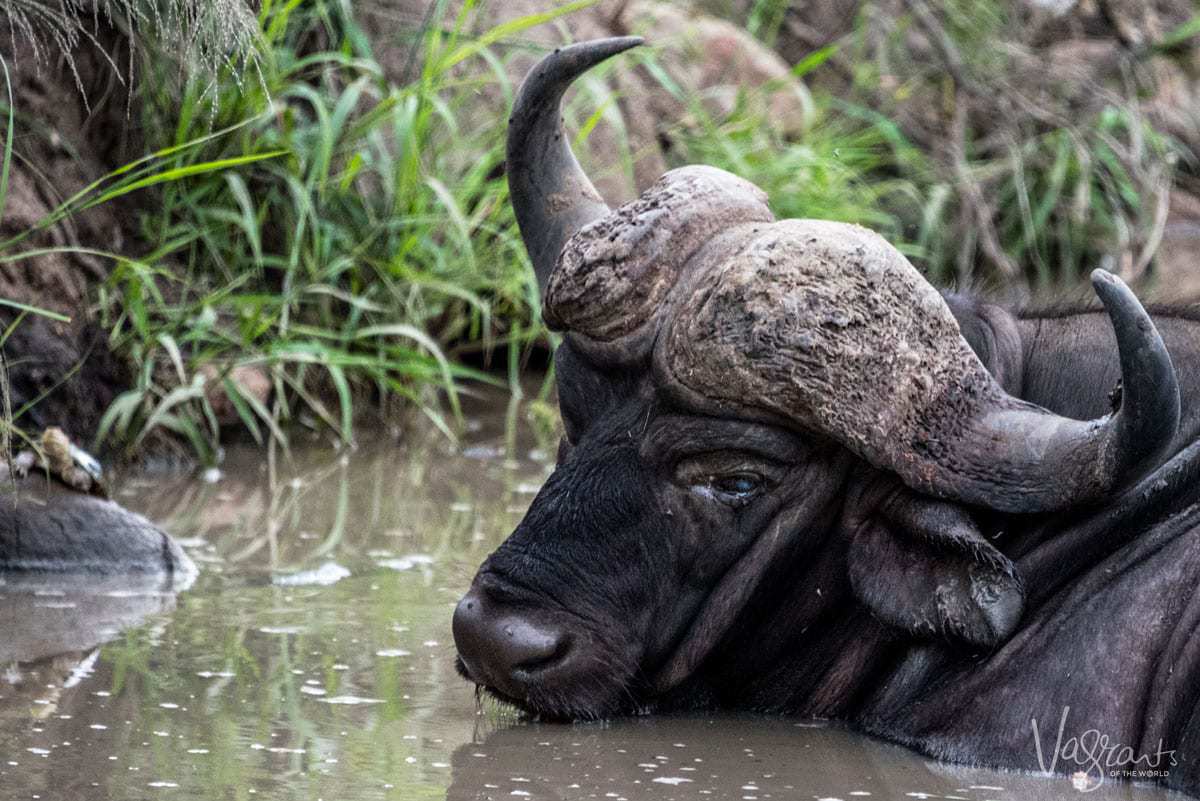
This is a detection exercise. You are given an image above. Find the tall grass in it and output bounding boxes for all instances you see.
[655,61,916,248]
[625,1,1184,289]
[836,0,1186,288]
[0,0,259,95]
[85,1,599,462]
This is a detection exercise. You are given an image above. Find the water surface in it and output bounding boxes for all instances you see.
[0,388,1187,800]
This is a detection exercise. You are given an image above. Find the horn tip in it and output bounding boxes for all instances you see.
[1091,268,1122,290]
[564,36,645,62]
[1090,268,1139,314]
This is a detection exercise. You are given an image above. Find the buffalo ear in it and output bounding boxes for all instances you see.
[847,490,1023,649]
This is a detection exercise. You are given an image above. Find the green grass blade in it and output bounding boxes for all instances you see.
[89,151,289,207]
[0,56,13,229]
[441,0,599,70]
[0,298,70,322]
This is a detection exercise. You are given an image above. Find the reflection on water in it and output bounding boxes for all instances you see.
[0,572,189,665]
[0,386,1187,800]
[449,718,1190,801]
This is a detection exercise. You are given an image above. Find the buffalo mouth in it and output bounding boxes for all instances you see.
[453,637,643,722]
[454,654,528,711]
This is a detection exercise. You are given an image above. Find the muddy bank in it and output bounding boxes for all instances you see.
[0,27,145,443]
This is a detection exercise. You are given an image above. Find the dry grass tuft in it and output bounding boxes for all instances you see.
[0,0,260,103]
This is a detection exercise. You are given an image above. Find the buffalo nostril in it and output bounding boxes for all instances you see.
[495,616,565,673]
[452,591,488,668]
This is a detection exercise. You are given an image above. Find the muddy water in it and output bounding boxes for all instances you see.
[0,388,1187,800]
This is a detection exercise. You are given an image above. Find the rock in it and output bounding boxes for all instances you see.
[623,3,813,136]
[0,482,195,576]
[1142,49,1200,169]
[201,363,273,426]
[689,0,860,88]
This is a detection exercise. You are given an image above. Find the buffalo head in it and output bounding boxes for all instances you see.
[452,38,1181,720]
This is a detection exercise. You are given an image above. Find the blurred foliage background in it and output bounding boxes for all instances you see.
[0,0,1195,462]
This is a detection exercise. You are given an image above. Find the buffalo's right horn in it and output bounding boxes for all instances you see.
[507,37,643,293]
[655,212,1181,514]
[925,269,1180,511]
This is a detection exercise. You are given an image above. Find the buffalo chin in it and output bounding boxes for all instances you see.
[455,650,642,722]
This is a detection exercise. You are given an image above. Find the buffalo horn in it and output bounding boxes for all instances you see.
[507,37,643,293]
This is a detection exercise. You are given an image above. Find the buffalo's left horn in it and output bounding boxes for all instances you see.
[507,37,643,293]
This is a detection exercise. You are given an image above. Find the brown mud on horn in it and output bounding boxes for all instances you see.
[545,173,1178,514]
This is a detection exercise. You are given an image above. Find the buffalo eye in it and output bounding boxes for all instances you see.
[668,444,788,509]
[703,472,766,508]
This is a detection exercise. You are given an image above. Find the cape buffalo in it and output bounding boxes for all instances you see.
[452,37,1200,794]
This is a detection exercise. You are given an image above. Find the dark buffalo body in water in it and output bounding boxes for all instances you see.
[453,38,1200,795]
